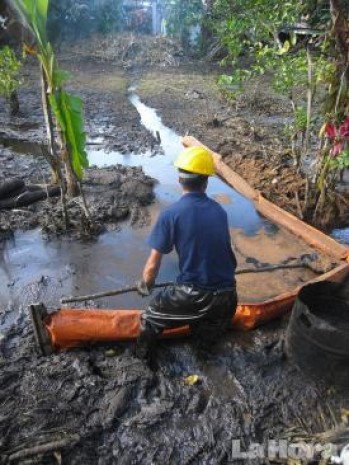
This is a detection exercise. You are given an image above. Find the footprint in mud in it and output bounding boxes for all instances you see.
[100,385,133,428]
[152,339,247,410]
[155,341,202,378]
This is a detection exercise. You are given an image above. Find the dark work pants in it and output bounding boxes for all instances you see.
[140,284,238,345]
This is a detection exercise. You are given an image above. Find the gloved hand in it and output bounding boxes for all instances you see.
[136,279,153,297]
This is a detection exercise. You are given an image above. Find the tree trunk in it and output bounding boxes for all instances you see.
[40,67,69,227]
[9,91,20,117]
[305,46,313,153]
[201,0,214,52]
[330,0,349,80]
[60,139,80,198]
[40,67,63,187]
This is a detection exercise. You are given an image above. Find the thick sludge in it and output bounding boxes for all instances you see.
[0,285,348,464]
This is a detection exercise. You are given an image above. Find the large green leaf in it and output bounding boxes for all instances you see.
[10,0,48,51]
[35,0,48,22]
[48,94,66,132]
[11,0,88,181]
[49,91,89,180]
[54,69,71,87]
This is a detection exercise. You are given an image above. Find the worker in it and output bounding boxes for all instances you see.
[136,146,237,356]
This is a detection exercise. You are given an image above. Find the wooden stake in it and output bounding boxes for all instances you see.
[61,264,309,304]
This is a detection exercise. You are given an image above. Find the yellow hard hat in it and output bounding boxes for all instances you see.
[174,146,215,176]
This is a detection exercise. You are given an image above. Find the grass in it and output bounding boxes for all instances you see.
[73,71,128,94]
[138,70,220,100]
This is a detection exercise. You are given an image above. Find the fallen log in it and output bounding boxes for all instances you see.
[6,434,80,462]
[0,186,61,210]
[0,179,25,200]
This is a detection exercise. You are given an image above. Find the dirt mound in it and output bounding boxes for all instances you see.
[0,159,155,240]
[224,151,305,212]
[223,151,349,231]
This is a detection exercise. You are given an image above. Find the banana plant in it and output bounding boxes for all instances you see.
[10,0,89,197]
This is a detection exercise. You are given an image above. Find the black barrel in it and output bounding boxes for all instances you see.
[0,179,25,200]
[286,281,349,387]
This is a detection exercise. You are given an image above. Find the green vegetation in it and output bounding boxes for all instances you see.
[47,0,123,41]
[165,0,203,46]
[0,46,22,116]
[214,0,316,162]
[210,0,349,223]
[11,0,89,199]
[97,1,123,35]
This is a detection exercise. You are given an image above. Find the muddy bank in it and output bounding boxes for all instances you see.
[0,59,159,155]
[224,153,349,232]
[0,153,155,238]
[0,59,161,238]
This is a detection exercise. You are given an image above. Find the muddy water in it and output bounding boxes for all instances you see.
[332,227,349,245]
[0,94,328,320]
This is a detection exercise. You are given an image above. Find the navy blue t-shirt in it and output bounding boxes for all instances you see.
[147,192,237,289]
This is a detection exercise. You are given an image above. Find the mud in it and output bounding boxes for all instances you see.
[1,36,349,464]
[0,157,155,237]
[1,302,349,464]
[233,228,338,302]
[1,41,348,236]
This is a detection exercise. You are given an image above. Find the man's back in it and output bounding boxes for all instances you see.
[138,146,238,349]
[148,192,237,289]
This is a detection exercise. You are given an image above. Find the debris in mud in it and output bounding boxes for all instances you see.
[41,165,155,239]
[0,179,25,200]
[0,161,155,240]
[2,434,80,464]
[68,34,187,68]
[0,182,60,211]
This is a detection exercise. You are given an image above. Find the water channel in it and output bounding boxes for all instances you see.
[0,93,345,319]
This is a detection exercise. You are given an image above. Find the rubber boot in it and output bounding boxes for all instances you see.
[135,322,159,370]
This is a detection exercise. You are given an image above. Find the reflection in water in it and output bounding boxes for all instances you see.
[0,228,177,311]
[331,228,349,245]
